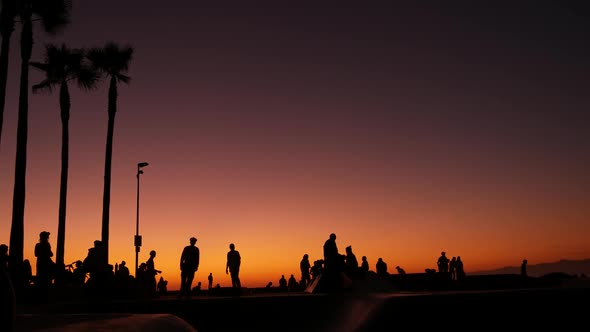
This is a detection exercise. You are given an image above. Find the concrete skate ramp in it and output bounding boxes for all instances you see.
[305,272,399,294]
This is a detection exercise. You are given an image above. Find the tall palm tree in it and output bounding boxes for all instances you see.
[30,43,97,282]
[0,0,69,150]
[0,0,17,150]
[8,0,71,283]
[87,42,133,264]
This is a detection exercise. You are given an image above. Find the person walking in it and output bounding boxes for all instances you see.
[226,243,241,292]
[179,237,200,298]
[146,250,161,297]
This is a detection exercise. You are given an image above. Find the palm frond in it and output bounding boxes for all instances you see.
[29,61,50,72]
[74,66,99,91]
[86,47,107,73]
[87,42,133,84]
[32,78,59,94]
[32,42,99,93]
[32,0,72,34]
[116,73,131,84]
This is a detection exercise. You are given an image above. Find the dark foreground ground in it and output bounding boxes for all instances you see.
[13,284,590,332]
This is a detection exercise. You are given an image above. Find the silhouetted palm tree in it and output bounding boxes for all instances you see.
[8,0,71,281]
[0,0,70,151]
[0,0,18,150]
[87,42,133,264]
[30,43,97,280]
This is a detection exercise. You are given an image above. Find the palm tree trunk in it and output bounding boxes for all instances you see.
[9,16,33,289]
[0,0,16,150]
[101,76,118,264]
[56,81,70,280]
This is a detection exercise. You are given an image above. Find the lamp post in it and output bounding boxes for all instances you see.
[135,162,149,277]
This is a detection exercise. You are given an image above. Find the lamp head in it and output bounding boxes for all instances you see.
[138,162,149,168]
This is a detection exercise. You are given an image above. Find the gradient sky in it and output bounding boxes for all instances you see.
[0,1,589,290]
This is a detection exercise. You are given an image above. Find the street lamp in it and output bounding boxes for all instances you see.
[135,162,149,277]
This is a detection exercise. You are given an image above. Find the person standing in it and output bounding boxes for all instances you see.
[345,245,359,275]
[179,237,200,298]
[34,231,55,301]
[360,256,369,273]
[455,256,465,280]
[323,233,348,291]
[323,233,340,275]
[437,251,450,273]
[226,243,241,292]
[208,272,213,290]
[449,257,457,280]
[300,254,311,287]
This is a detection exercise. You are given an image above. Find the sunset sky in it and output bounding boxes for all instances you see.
[0,1,589,290]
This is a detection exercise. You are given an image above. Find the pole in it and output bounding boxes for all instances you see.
[135,165,140,277]
[134,162,148,278]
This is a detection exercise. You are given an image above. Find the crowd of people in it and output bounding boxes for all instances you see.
[0,230,479,303]
[0,232,246,302]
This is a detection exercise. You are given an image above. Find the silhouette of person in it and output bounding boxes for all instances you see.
[449,257,457,280]
[288,274,298,291]
[279,274,288,290]
[71,260,86,286]
[34,231,55,300]
[455,256,465,280]
[345,245,359,275]
[179,237,200,298]
[117,260,130,279]
[322,233,350,291]
[157,276,168,295]
[521,259,528,277]
[146,250,161,297]
[83,240,109,297]
[437,251,450,273]
[192,281,202,295]
[136,262,148,296]
[376,258,388,277]
[310,259,324,280]
[300,254,311,287]
[84,240,108,277]
[323,233,340,272]
[226,243,241,291]
[395,266,406,275]
[360,256,369,273]
[208,272,213,290]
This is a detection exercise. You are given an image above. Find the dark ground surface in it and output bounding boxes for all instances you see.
[13,286,590,332]
[9,273,590,331]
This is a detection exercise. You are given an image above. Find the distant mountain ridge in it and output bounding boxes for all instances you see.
[469,258,590,277]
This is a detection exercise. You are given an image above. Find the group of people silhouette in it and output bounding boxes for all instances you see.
[0,230,490,303]
[269,234,474,292]
[436,251,466,280]
[0,232,247,302]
